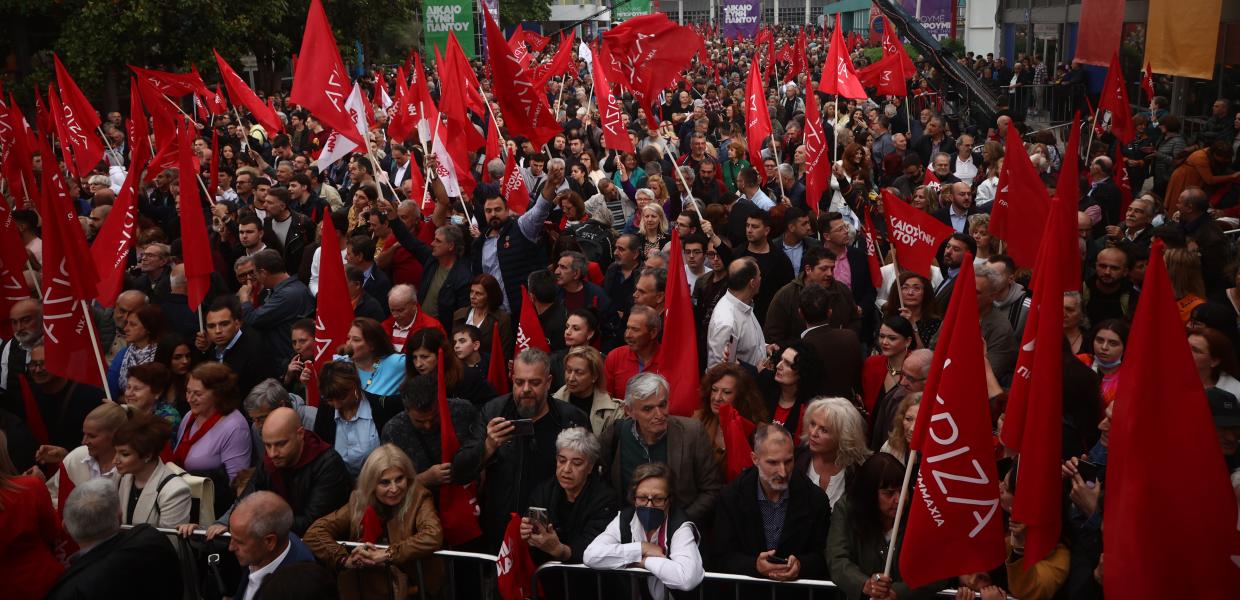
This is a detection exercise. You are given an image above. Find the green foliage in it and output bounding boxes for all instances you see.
[498,0,551,27]
[939,37,965,58]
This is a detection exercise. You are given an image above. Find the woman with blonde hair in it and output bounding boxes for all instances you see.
[880,393,923,465]
[968,214,999,262]
[638,203,670,261]
[552,346,623,435]
[305,444,444,600]
[33,402,132,510]
[796,397,873,508]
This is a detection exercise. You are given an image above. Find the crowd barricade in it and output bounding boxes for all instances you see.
[133,526,1004,600]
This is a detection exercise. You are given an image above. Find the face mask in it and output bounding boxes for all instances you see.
[1095,357,1122,370]
[636,506,666,531]
[450,215,465,226]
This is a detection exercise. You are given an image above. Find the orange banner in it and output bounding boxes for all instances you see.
[1144,0,1222,79]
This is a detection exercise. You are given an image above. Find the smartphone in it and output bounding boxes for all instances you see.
[767,555,789,565]
[526,506,550,532]
[1076,460,1103,482]
[510,418,535,437]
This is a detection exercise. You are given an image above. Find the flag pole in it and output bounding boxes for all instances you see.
[881,448,919,577]
[660,144,704,221]
[95,126,116,156]
[1083,107,1101,165]
[232,106,250,152]
[79,299,113,403]
[833,95,840,168]
[769,134,786,200]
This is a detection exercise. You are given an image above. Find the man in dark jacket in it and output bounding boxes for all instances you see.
[798,285,864,400]
[712,424,831,587]
[247,408,350,534]
[49,479,183,600]
[553,251,609,314]
[229,492,317,600]
[382,204,472,322]
[262,187,316,279]
[242,250,315,367]
[196,297,277,395]
[470,164,560,316]
[381,373,482,483]
[453,349,590,546]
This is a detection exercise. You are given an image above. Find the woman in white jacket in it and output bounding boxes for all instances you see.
[114,412,191,527]
[583,463,704,599]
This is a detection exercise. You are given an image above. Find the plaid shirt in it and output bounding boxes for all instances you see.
[756,483,789,549]
[703,95,724,116]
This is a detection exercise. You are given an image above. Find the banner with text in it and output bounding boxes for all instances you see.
[902,0,952,40]
[425,0,475,59]
[612,0,651,22]
[722,0,761,39]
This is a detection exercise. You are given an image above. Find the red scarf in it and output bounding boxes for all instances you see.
[172,411,223,467]
[360,504,385,543]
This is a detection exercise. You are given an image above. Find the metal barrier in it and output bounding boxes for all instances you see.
[134,526,1003,600]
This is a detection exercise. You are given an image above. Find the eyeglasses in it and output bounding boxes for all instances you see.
[634,495,669,508]
[899,372,927,384]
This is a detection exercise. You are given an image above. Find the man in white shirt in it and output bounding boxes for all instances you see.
[707,257,768,368]
[229,492,316,600]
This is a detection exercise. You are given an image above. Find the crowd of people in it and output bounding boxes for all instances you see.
[2,20,1240,600]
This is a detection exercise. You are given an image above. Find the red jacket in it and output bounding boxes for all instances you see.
[0,476,68,599]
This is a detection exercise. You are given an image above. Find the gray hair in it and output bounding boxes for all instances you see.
[628,304,663,335]
[678,165,696,183]
[974,263,1004,293]
[777,163,795,179]
[515,347,551,375]
[907,349,934,378]
[63,478,121,544]
[635,188,655,201]
[931,151,951,165]
[487,158,505,180]
[234,254,256,271]
[236,491,293,543]
[555,426,601,466]
[624,372,669,408]
[547,157,566,171]
[753,422,794,452]
[388,283,416,306]
[584,196,614,225]
[88,174,110,187]
[800,397,872,468]
[561,251,589,280]
[243,378,293,413]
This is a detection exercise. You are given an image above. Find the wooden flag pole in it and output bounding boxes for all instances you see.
[659,144,704,221]
[881,448,919,577]
[80,299,113,403]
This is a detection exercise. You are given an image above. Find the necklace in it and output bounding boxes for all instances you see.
[887,362,902,378]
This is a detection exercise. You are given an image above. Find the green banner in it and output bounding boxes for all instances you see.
[612,0,651,22]
[425,0,475,59]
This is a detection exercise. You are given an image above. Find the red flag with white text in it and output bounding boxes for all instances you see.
[802,90,828,214]
[496,513,538,600]
[882,190,954,280]
[745,63,773,182]
[214,51,284,137]
[314,206,354,377]
[483,6,560,149]
[501,151,532,215]
[600,13,704,129]
[515,285,551,354]
[288,0,365,147]
[818,15,868,99]
[90,166,142,307]
[52,54,105,177]
[901,256,1006,586]
[1097,52,1135,144]
[591,45,635,154]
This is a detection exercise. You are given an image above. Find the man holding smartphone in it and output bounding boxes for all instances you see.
[710,424,831,586]
[452,349,590,547]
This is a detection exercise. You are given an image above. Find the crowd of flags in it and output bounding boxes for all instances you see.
[0,0,1237,594]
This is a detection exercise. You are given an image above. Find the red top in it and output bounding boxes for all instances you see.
[603,344,663,399]
[0,476,68,599]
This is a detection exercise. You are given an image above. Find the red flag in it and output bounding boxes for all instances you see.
[745,62,772,182]
[500,151,532,216]
[133,74,178,157]
[590,44,635,154]
[802,91,828,214]
[214,50,283,137]
[127,79,152,171]
[989,124,1049,269]
[656,230,701,417]
[18,374,49,445]
[901,255,1006,586]
[46,86,80,179]
[0,202,29,338]
[1049,114,1083,292]
[388,54,427,143]
[90,167,141,307]
[1141,62,1155,102]
[496,513,538,600]
[718,404,755,482]
[515,286,550,354]
[508,26,535,68]
[208,83,228,115]
[55,462,75,516]
[176,121,213,311]
[487,321,510,395]
[437,348,483,545]
[1104,238,1240,597]
[289,0,365,147]
[531,31,577,89]
[265,97,284,133]
[435,41,480,198]
[1097,52,1135,144]
[818,15,868,100]
[52,54,105,177]
[1,95,38,208]
[600,13,704,129]
[483,6,560,149]
[1000,197,1073,564]
[861,208,885,289]
[882,190,954,280]
[36,135,103,388]
[314,206,353,373]
[1074,0,1124,67]
[881,17,916,78]
[785,30,808,83]
[129,65,205,98]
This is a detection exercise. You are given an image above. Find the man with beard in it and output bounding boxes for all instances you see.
[0,298,43,414]
[1085,247,1137,324]
[454,349,589,546]
[469,168,560,315]
[711,423,831,584]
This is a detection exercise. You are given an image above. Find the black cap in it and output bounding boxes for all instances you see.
[1207,387,1240,427]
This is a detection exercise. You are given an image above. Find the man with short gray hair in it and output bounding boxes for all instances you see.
[970,263,1017,382]
[598,372,722,523]
[454,348,590,546]
[229,491,316,600]
[49,478,182,599]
